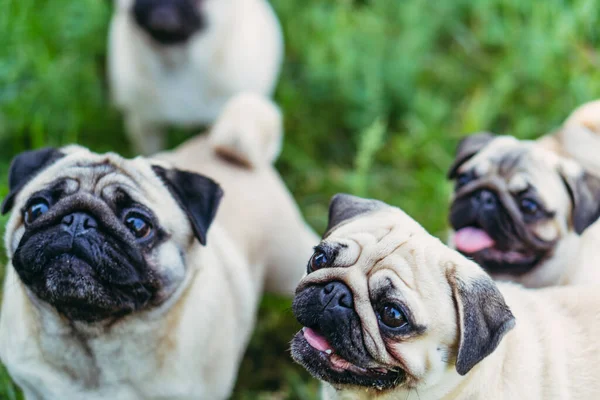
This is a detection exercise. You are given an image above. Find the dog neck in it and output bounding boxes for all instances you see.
[30,263,199,388]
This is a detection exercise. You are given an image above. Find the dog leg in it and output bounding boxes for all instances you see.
[126,113,165,155]
[264,214,319,296]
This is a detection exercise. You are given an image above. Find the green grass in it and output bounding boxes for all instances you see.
[1,0,599,398]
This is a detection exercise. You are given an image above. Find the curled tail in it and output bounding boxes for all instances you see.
[564,100,600,132]
[208,93,283,168]
[558,100,600,175]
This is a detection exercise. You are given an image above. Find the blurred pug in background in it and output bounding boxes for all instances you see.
[0,94,317,399]
[109,0,283,154]
[447,133,600,288]
[292,194,600,400]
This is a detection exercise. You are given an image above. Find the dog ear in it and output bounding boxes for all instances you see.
[559,169,600,234]
[448,267,515,376]
[1,147,65,215]
[448,133,495,179]
[325,194,387,237]
[152,166,223,245]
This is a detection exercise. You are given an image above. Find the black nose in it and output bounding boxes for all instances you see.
[474,189,498,210]
[62,212,98,236]
[321,282,354,310]
[148,6,181,32]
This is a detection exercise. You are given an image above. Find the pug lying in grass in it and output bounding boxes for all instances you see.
[447,100,600,287]
[447,132,600,287]
[291,194,600,400]
[0,94,317,399]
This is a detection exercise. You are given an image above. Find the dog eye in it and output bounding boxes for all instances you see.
[24,200,50,224]
[519,198,539,215]
[378,304,408,329]
[456,172,474,188]
[124,213,153,239]
[308,250,328,272]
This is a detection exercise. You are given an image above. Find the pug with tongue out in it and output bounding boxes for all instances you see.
[448,133,600,287]
[291,194,600,400]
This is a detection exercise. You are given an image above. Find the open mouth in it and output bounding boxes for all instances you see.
[290,327,403,390]
[453,226,540,274]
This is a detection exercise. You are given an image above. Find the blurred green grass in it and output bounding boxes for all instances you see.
[0,0,599,398]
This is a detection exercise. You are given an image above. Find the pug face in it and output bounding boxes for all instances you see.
[291,195,514,394]
[2,146,221,323]
[447,134,600,287]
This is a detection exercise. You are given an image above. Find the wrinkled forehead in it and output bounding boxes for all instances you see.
[15,147,170,209]
[308,208,430,283]
[461,136,569,193]
[326,208,425,247]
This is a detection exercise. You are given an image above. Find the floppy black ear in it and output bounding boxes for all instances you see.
[152,166,223,245]
[448,270,515,376]
[448,132,495,179]
[560,169,600,234]
[325,193,387,237]
[1,147,65,215]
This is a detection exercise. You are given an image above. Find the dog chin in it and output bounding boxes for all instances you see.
[457,246,543,276]
[22,254,152,323]
[290,329,404,391]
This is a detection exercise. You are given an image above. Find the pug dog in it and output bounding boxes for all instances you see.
[447,133,600,287]
[291,194,600,400]
[108,0,283,154]
[0,94,317,399]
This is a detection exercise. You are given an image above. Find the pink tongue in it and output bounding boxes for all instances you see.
[303,327,332,352]
[454,227,495,254]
